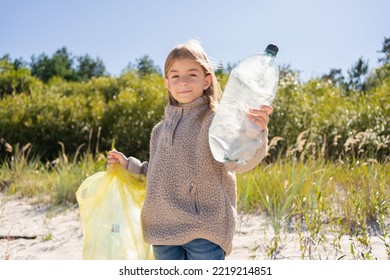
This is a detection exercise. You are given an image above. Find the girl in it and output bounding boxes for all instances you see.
[107,40,272,260]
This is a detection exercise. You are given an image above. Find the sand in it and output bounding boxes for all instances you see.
[0,193,388,260]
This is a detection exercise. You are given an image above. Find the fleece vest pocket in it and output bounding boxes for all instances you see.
[189,183,200,215]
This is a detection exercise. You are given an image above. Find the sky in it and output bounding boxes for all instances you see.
[1,0,389,80]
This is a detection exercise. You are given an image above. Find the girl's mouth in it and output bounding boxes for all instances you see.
[178,90,191,94]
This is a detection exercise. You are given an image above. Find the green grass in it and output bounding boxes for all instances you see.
[0,142,389,259]
[238,158,390,222]
[0,143,107,205]
[237,158,390,259]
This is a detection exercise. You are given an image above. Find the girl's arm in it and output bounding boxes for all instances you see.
[127,157,148,175]
[107,150,148,175]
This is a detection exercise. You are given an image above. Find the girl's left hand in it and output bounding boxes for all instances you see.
[246,105,273,130]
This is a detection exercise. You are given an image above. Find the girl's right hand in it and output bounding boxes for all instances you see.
[107,150,128,169]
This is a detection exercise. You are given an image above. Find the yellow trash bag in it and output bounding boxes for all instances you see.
[76,163,153,260]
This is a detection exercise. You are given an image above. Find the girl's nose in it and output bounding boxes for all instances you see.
[179,76,189,85]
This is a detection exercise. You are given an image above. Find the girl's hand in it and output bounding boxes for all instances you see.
[107,150,128,169]
[246,105,273,131]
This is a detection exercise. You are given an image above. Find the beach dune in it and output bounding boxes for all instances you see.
[0,194,388,260]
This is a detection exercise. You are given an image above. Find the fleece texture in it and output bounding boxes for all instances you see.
[128,96,268,255]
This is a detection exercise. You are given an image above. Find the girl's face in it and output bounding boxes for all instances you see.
[165,58,211,104]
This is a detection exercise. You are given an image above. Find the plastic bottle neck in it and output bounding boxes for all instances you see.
[264,49,277,58]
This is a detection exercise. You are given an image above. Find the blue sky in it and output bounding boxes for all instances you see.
[1,0,389,80]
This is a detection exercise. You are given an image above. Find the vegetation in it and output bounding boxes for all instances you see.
[237,158,390,259]
[0,37,389,259]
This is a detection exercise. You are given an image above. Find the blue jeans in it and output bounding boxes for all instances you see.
[153,239,225,260]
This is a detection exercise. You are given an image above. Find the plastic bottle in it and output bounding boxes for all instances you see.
[209,44,279,164]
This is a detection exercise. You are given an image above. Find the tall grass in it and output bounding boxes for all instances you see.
[0,141,106,205]
[237,155,390,259]
[0,132,389,259]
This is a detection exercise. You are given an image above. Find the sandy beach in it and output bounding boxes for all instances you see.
[0,193,388,260]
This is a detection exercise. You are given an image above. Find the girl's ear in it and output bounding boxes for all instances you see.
[164,78,170,90]
[203,74,212,90]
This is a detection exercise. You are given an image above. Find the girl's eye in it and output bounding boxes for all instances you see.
[190,74,197,77]
[171,75,179,79]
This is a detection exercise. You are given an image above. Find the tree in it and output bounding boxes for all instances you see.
[378,36,390,64]
[12,57,27,70]
[346,57,369,92]
[77,55,106,81]
[29,48,109,82]
[365,36,390,90]
[30,47,76,82]
[321,68,345,87]
[135,55,161,76]
[30,53,51,82]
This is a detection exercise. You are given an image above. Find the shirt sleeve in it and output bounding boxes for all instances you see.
[127,121,162,176]
[127,156,142,174]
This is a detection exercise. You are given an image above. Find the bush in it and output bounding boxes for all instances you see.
[268,75,390,162]
[0,67,389,163]
[0,58,42,97]
[0,89,105,160]
[0,72,166,161]
[101,72,166,160]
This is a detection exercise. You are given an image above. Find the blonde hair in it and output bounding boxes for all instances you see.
[164,39,222,111]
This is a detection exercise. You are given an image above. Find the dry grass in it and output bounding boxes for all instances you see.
[0,131,389,260]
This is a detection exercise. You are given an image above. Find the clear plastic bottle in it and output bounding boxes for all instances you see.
[209,44,279,164]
